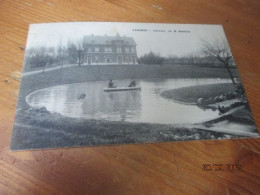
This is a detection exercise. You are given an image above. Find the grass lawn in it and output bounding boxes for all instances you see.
[11,108,233,150]
[160,83,235,104]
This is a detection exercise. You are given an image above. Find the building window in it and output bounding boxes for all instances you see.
[125,47,129,53]
[95,56,99,63]
[132,56,136,63]
[105,55,111,63]
[117,47,122,53]
[131,47,135,53]
[95,47,100,52]
[105,47,112,53]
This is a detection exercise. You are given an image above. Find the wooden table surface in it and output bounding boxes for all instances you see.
[0,0,259,194]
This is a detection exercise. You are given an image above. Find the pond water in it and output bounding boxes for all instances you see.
[26,78,231,124]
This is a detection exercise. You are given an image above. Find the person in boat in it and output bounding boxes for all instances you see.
[128,80,136,87]
[108,80,115,88]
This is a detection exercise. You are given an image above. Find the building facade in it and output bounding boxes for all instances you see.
[81,34,138,65]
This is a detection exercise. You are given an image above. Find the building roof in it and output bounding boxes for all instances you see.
[83,34,136,46]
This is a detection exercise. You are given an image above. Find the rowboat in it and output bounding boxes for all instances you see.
[104,86,141,92]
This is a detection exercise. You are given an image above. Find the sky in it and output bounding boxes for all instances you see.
[26,22,230,57]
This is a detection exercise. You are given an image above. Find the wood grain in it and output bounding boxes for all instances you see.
[0,0,259,194]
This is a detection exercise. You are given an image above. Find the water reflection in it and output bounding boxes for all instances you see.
[26,78,231,124]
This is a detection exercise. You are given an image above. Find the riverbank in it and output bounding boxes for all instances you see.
[160,83,258,134]
[11,108,239,150]
[160,83,235,104]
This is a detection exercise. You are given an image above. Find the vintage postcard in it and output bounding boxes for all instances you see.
[11,22,259,150]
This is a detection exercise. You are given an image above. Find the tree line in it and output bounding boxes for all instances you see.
[138,51,235,67]
[24,42,82,71]
[25,38,236,76]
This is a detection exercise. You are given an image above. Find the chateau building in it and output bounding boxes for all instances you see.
[82,33,138,65]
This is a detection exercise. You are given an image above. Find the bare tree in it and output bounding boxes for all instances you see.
[76,42,83,66]
[67,42,78,64]
[201,39,236,85]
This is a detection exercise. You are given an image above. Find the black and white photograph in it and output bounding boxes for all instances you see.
[11,22,259,150]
